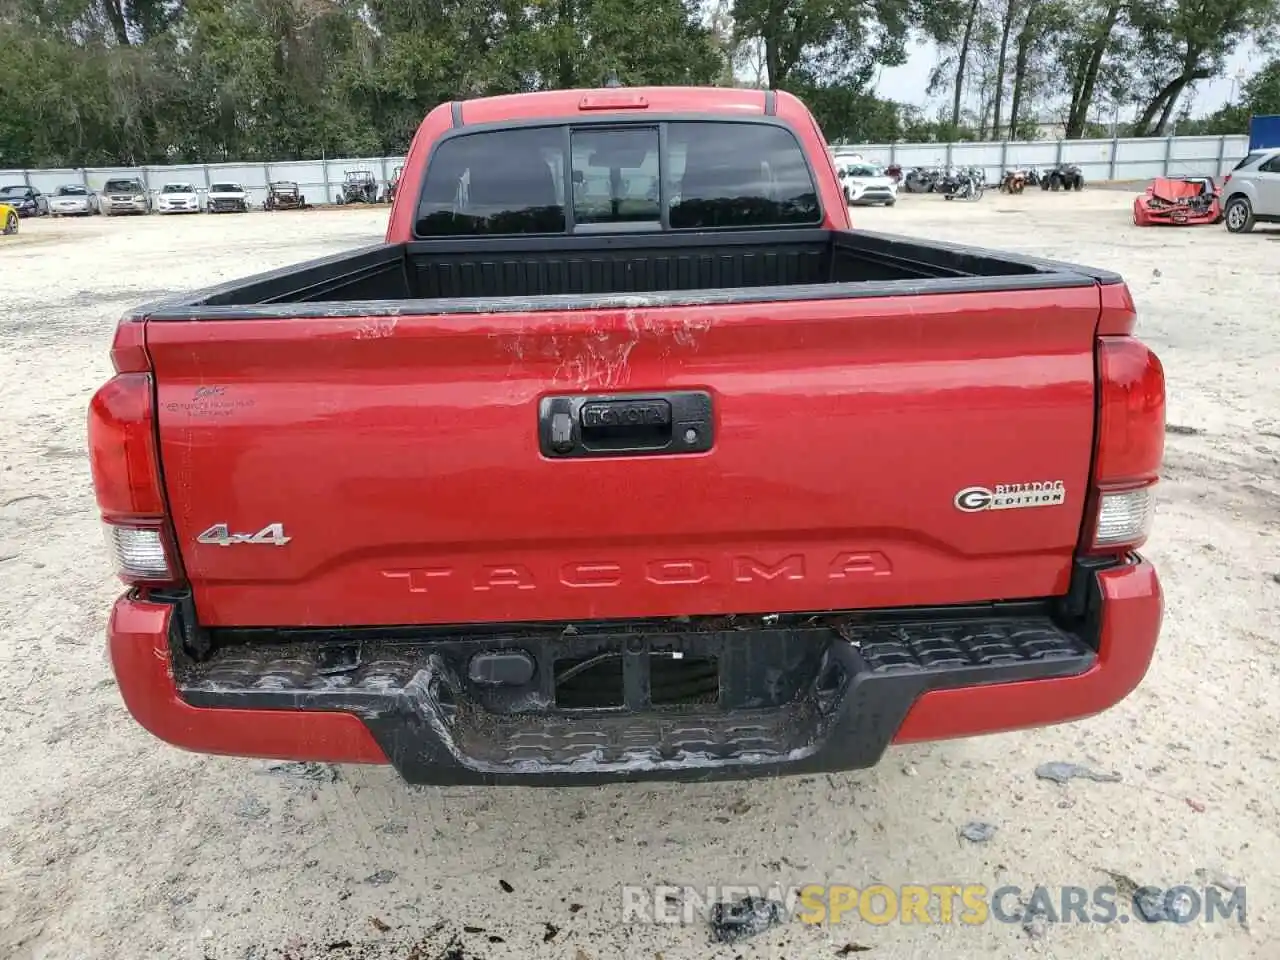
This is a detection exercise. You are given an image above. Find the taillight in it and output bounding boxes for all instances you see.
[1084,336,1165,556]
[87,371,180,585]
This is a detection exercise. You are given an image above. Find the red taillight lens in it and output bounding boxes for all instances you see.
[1085,336,1165,555]
[88,373,164,517]
[88,372,178,584]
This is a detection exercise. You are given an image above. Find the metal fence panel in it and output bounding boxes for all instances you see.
[1,135,1255,203]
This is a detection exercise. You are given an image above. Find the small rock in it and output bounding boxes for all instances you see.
[835,945,873,955]
[1195,867,1241,891]
[543,922,560,942]
[234,796,269,820]
[1035,761,1121,785]
[901,764,918,777]
[709,895,786,944]
[1186,797,1206,812]
[1152,268,1162,277]
[499,879,514,893]
[1166,424,1202,436]
[1134,886,1196,922]
[369,916,390,933]
[1023,914,1048,939]
[960,821,997,843]
[363,870,397,885]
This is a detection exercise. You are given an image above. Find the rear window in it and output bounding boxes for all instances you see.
[1233,152,1266,170]
[414,121,820,236]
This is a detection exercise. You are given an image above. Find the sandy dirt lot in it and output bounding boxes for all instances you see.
[1,190,1277,960]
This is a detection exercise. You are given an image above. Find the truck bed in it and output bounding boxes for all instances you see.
[143,228,1119,318]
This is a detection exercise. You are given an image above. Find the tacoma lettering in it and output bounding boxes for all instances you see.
[381,552,893,593]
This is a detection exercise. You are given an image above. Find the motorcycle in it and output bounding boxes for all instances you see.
[903,166,941,193]
[942,166,985,201]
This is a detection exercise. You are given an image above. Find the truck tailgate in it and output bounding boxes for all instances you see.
[147,287,1101,628]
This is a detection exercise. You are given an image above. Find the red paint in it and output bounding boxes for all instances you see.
[107,595,386,764]
[104,557,1161,765]
[146,286,1103,627]
[386,88,852,239]
[894,558,1162,741]
[1132,178,1222,226]
[90,84,1167,771]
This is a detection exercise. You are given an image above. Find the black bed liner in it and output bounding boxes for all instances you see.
[138,228,1122,321]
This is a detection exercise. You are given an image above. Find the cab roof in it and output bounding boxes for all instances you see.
[450,86,786,126]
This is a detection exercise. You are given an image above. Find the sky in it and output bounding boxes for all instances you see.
[871,39,1259,123]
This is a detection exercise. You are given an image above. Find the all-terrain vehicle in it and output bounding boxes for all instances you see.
[264,181,308,211]
[1043,164,1084,191]
[338,170,379,205]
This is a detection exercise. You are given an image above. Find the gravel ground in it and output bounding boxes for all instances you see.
[1,191,1277,960]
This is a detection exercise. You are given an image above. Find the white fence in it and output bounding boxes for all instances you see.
[1,135,1251,204]
[0,156,406,209]
[833,134,1251,186]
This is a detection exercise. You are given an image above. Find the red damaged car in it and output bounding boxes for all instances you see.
[1133,176,1223,226]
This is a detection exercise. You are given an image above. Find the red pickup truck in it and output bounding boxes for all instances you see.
[90,86,1165,785]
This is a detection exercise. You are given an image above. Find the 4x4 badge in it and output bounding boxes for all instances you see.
[196,523,291,546]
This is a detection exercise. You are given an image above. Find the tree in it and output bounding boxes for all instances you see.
[731,0,915,89]
[1128,0,1280,136]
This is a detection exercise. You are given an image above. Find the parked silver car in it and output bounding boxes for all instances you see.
[49,184,100,216]
[101,178,152,215]
[206,182,249,213]
[1222,147,1280,233]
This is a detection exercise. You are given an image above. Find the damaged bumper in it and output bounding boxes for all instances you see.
[1133,198,1222,226]
[107,557,1161,785]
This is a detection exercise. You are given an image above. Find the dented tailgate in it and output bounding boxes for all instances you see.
[147,286,1101,628]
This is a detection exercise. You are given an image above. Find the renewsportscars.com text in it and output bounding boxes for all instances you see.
[621,883,1246,927]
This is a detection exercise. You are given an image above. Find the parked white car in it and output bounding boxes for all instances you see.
[157,182,202,214]
[837,161,898,206]
[206,182,250,213]
[49,184,100,216]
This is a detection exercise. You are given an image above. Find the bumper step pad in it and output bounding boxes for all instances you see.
[178,613,1093,784]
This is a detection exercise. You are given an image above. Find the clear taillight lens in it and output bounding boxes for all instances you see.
[1094,486,1156,549]
[104,523,172,581]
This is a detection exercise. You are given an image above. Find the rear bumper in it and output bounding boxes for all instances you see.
[107,557,1161,784]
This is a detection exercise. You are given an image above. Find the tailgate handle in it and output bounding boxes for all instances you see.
[538,391,714,459]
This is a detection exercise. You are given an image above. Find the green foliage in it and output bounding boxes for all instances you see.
[3,0,1279,167]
